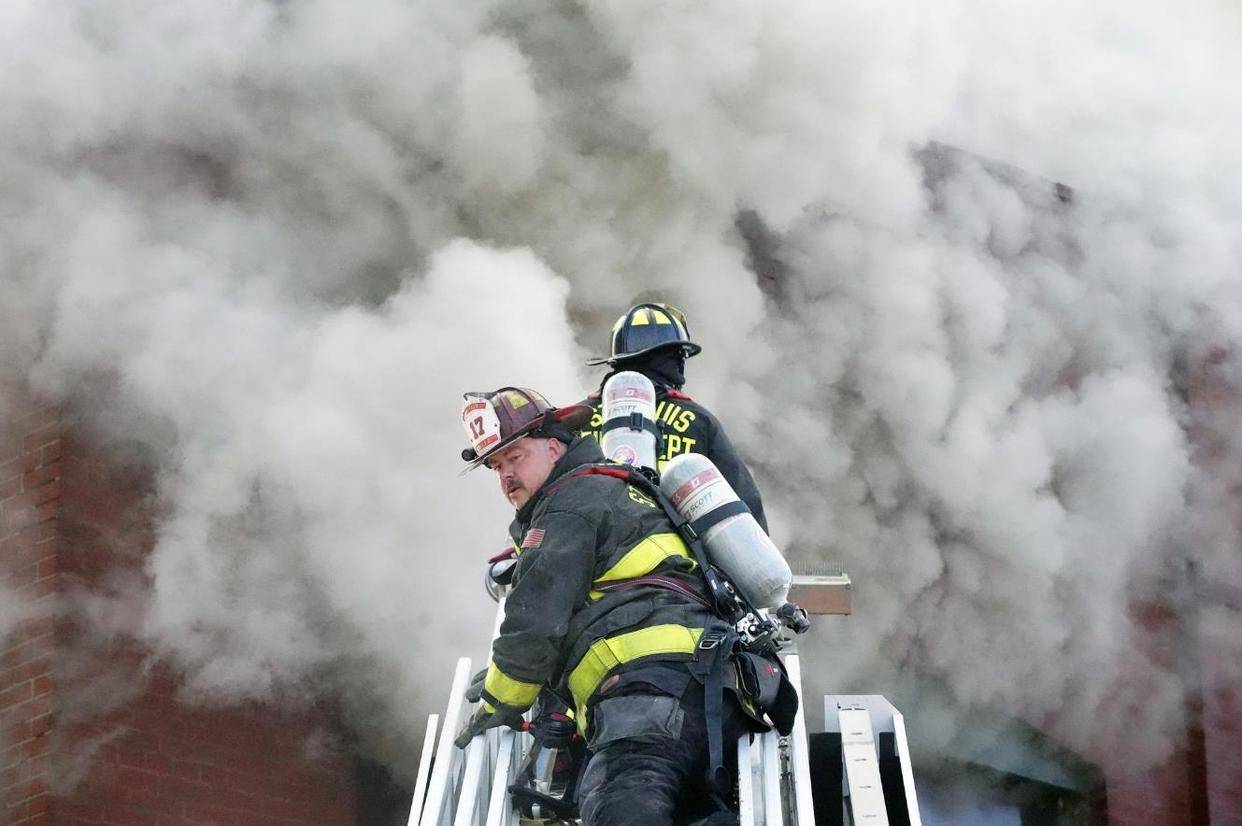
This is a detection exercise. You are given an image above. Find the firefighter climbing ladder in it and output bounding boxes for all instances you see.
[410,584,922,825]
[408,657,922,825]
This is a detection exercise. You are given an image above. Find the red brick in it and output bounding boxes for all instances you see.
[12,618,52,642]
[39,441,61,465]
[17,407,58,431]
[20,425,59,456]
[26,576,57,598]
[8,792,51,820]
[17,450,42,475]
[33,555,55,579]
[30,482,59,507]
[20,463,60,492]
[0,637,50,673]
[7,523,42,552]
[0,681,33,712]
[5,777,47,805]
[5,562,36,588]
[0,655,50,687]
[2,489,42,514]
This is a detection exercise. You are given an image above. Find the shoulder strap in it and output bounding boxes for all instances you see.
[574,465,747,624]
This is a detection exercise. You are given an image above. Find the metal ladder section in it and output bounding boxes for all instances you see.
[824,695,923,826]
[409,652,818,826]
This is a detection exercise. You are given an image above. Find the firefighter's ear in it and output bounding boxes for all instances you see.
[545,437,568,462]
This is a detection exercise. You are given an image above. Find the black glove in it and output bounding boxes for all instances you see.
[454,704,523,748]
[464,668,487,704]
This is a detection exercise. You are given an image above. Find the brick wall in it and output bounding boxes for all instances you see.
[1187,349,1242,826]
[0,388,361,825]
[1106,749,1200,826]
[1,400,60,825]
[54,669,357,825]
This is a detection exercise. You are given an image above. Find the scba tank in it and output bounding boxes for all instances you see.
[660,453,791,609]
[601,372,658,471]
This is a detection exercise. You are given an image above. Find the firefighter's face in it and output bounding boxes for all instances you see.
[487,437,566,508]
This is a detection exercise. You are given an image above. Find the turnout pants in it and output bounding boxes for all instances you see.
[578,678,752,826]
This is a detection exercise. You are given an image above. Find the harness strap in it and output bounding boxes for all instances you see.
[591,575,712,610]
[599,411,661,442]
[566,465,744,623]
[689,626,736,799]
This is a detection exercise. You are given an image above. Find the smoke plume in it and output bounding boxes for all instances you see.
[1,0,1239,782]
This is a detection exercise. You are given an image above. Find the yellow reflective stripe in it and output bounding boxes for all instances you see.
[650,308,671,325]
[568,625,704,732]
[587,532,694,600]
[597,533,693,583]
[631,309,650,325]
[484,662,541,710]
[513,540,522,557]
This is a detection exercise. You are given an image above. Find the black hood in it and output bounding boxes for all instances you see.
[603,349,686,391]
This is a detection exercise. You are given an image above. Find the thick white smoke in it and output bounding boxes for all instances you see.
[1,0,1238,783]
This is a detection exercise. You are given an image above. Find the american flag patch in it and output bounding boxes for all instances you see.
[521,528,546,549]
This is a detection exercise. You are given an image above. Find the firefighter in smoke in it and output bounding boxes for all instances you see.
[580,303,768,530]
[455,387,757,826]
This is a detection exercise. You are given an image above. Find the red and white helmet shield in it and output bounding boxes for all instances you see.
[462,397,503,459]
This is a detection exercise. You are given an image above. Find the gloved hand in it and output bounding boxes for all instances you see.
[454,703,523,748]
[464,668,487,704]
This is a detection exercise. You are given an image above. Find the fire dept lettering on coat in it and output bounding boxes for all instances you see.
[585,401,699,468]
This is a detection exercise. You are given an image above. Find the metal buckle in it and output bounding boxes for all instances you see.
[699,632,724,651]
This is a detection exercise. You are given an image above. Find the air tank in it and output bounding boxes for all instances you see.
[601,371,658,471]
[660,453,791,609]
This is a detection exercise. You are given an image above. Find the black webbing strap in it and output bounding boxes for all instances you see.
[687,499,749,539]
[690,626,736,800]
[600,412,661,442]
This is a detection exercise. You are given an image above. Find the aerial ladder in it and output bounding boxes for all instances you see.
[407,571,922,825]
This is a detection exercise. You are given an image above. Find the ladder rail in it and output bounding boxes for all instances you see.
[737,735,756,826]
[408,713,440,826]
[452,732,489,826]
[483,731,517,826]
[418,657,474,826]
[783,654,815,826]
[892,712,922,826]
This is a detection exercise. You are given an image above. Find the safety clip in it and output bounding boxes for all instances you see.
[698,631,726,651]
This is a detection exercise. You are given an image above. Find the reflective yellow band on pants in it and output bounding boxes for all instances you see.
[588,533,695,600]
[567,624,704,733]
[484,662,541,710]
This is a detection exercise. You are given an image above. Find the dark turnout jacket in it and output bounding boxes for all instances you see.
[481,437,717,736]
[580,388,768,531]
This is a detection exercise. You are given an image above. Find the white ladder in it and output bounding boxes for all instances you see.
[411,652,817,825]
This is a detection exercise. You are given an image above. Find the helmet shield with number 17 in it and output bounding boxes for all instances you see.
[460,387,593,471]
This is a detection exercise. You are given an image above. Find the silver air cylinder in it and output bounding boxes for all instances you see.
[660,453,791,609]
[601,371,658,471]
